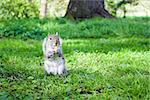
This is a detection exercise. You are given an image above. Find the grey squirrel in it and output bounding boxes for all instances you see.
[42,33,67,75]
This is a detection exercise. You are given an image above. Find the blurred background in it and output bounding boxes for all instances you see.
[0,0,149,39]
[0,0,150,19]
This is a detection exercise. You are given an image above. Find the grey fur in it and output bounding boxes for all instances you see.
[42,34,67,75]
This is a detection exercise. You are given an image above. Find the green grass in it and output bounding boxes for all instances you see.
[0,17,150,99]
[0,37,150,99]
[0,17,150,39]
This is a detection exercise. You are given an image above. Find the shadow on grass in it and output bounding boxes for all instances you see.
[0,37,149,59]
[0,47,43,58]
[1,17,150,39]
[63,37,150,54]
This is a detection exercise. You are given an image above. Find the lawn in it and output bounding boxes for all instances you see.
[0,17,150,99]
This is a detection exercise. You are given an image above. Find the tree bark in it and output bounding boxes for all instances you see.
[65,0,113,19]
[39,0,48,18]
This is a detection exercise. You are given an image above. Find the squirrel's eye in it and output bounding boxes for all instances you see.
[49,38,52,40]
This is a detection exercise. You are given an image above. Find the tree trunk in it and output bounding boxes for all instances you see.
[65,0,113,19]
[39,0,48,18]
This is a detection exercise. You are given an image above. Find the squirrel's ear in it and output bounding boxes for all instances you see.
[56,32,59,36]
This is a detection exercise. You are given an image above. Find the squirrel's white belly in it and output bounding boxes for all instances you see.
[44,58,65,75]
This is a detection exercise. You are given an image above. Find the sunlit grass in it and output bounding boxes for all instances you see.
[0,37,149,99]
